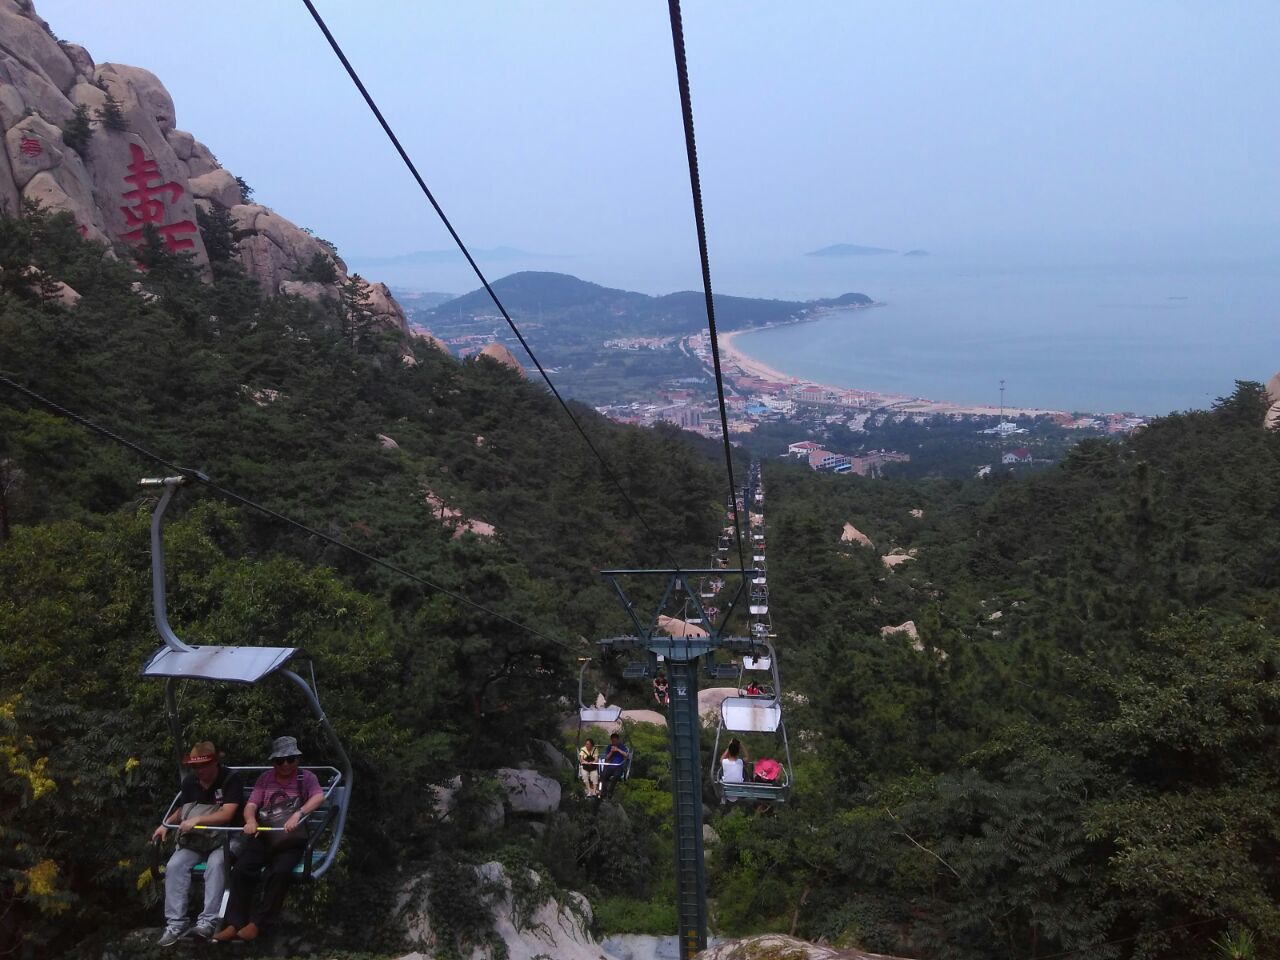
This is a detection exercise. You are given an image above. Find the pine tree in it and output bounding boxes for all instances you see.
[61,104,92,153]
[95,92,126,132]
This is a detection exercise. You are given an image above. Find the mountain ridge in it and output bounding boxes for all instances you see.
[422,270,872,336]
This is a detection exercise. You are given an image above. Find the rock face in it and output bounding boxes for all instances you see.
[0,0,409,338]
[697,934,914,960]
[1266,372,1280,429]
[841,522,873,547]
[396,862,604,960]
[478,342,526,376]
[494,768,561,816]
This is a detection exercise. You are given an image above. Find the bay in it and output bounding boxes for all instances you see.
[724,254,1280,416]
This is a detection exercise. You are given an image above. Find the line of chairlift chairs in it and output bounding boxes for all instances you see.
[145,461,786,904]
[574,465,793,807]
[140,477,351,895]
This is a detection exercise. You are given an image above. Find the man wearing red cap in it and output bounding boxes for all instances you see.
[151,740,244,946]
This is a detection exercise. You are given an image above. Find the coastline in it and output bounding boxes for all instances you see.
[718,321,1065,418]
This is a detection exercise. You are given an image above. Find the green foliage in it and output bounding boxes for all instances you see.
[235,175,254,204]
[195,201,237,265]
[297,250,339,284]
[0,208,724,954]
[592,896,677,935]
[61,103,92,153]
[95,91,126,131]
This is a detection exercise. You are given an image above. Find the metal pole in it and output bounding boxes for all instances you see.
[146,478,195,654]
[666,655,706,958]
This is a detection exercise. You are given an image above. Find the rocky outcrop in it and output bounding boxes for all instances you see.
[396,862,604,960]
[478,342,526,376]
[880,620,919,640]
[1266,372,1280,430]
[494,768,561,816]
[841,522,873,547]
[0,0,409,339]
[697,934,914,960]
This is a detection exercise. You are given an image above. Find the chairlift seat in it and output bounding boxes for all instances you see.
[155,766,345,883]
[715,766,791,804]
[622,661,651,680]
[743,655,772,671]
[141,645,298,684]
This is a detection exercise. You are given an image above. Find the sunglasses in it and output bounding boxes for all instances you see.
[273,756,301,766]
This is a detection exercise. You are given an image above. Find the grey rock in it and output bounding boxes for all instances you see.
[495,767,561,815]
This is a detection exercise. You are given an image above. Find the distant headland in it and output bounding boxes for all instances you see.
[806,244,931,258]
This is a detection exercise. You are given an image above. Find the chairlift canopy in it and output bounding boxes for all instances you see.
[141,645,297,685]
[721,696,782,733]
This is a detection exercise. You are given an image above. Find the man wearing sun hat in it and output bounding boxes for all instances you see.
[151,740,245,946]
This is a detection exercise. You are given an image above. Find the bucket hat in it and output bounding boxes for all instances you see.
[268,735,301,760]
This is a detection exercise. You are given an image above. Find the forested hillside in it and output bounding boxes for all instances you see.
[0,209,730,956]
[4,207,1280,960]
[714,385,1280,958]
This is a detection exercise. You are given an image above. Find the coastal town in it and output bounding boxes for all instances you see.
[405,292,1151,480]
[589,330,1149,476]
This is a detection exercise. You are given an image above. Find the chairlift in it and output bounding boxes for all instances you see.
[709,643,792,805]
[140,478,352,886]
[575,658,635,792]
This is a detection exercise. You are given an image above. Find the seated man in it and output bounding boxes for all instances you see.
[600,732,630,799]
[152,740,244,946]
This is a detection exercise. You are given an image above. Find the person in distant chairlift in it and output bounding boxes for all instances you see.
[744,678,764,697]
[153,740,245,946]
[215,736,324,943]
[652,670,669,706]
[578,738,600,798]
[600,732,630,799]
[720,738,746,798]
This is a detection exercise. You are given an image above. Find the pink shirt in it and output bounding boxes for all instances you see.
[248,768,321,821]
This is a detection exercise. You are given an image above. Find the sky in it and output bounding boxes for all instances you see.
[38,1,1280,297]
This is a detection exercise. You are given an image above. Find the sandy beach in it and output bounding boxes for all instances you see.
[717,328,1065,418]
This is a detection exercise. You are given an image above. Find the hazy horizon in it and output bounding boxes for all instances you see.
[39,1,1280,301]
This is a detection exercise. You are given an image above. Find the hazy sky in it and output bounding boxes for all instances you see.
[39,1,1280,295]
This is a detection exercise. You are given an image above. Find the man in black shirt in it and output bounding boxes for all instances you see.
[151,740,244,945]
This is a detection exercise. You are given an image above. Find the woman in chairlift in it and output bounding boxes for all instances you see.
[720,738,746,791]
[744,678,764,697]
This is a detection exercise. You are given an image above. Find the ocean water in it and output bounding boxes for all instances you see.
[724,254,1280,416]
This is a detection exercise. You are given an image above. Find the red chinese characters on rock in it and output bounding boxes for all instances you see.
[19,137,42,158]
[119,143,197,252]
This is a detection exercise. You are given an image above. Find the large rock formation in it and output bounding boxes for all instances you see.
[395,862,604,960]
[1266,372,1280,430]
[697,934,914,960]
[0,0,408,338]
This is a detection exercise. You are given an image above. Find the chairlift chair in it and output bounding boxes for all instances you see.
[140,478,352,886]
[575,658,636,790]
[709,643,793,805]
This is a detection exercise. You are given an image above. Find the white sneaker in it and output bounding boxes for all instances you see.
[157,925,189,946]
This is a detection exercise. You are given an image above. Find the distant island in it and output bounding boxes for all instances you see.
[903,249,930,257]
[806,243,896,257]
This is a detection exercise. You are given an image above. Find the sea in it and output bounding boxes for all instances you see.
[360,244,1280,417]
[721,252,1280,417]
